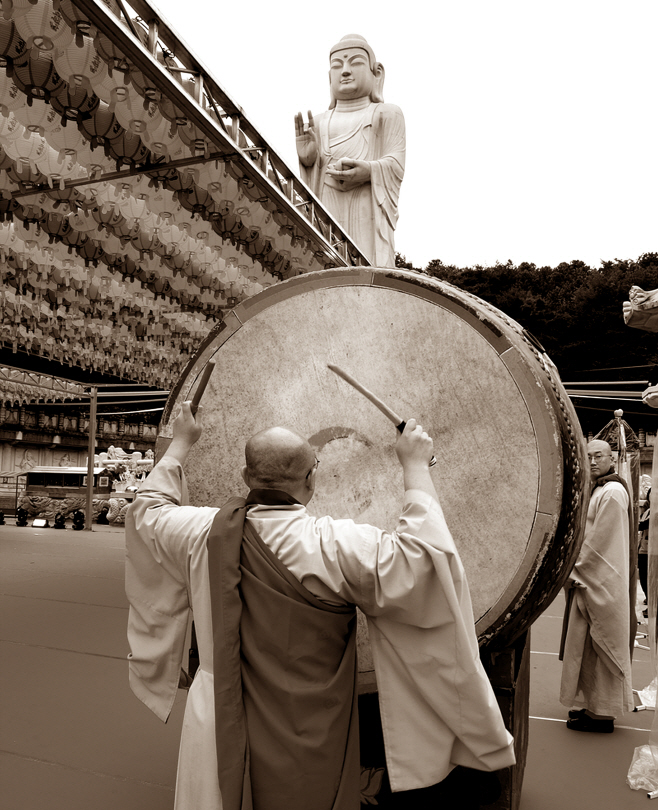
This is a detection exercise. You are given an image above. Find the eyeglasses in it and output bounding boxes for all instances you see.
[306,457,320,479]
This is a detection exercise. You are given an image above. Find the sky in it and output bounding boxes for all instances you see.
[149,0,656,271]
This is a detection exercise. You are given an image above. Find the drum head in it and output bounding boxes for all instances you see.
[159,268,588,649]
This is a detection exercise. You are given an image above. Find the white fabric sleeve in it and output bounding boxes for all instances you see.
[125,457,217,722]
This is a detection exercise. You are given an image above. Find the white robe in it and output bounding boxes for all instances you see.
[126,457,515,808]
[560,480,634,717]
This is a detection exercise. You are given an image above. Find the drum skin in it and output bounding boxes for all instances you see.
[158,267,589,651]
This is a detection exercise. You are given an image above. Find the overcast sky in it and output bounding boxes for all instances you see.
[150,0,656,271]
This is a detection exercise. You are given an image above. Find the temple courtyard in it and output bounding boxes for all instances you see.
[0,521,653,809]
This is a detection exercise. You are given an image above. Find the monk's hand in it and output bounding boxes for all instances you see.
[167,401,203,464]
[396,419,434,469]
[326,158,371,190]
[295,110,318,167]
[395,419,438,499]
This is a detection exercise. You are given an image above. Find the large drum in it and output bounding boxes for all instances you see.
[158,267,588,652]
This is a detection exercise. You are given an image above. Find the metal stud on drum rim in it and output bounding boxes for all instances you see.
[159,267,589,652]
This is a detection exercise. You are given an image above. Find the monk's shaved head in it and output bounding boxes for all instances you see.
[587,439,614,479]
[245,427,316,489]
[587,439,612,455]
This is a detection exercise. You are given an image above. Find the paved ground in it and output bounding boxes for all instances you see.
[0,520,654,809]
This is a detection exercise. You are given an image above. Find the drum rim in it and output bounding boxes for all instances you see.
[161,267,588,648]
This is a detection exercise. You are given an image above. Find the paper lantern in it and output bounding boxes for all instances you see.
[141,116,181,158]
[0,166,19,199]
[13,0,72,52]
[56,0,120,45]
[93,29,130,79]
[88,61,130,110]
[3,127,44,173]
[0,15,28,62]
[33,137,76,188]
[9,48,64,102]
[177,120,210,156]
[1,0,37,23]
[50,81,99,124]
[113,91,162,136]
[44,120,84,160]
[105,128,150,169]
[0,73,26,116]
[52,34,106,90]
[91,202,124,236]
[14,95,59,134]
[78,99,123,149]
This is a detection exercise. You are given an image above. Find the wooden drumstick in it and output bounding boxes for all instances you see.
[327,364,437,467]
[190,361,215,415]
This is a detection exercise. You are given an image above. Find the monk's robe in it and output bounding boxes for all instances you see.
[126,456,515,810]
[560,478,635,717]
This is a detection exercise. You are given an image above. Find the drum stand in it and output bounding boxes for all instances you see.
[480,631,531,810]
[357,630,531,810]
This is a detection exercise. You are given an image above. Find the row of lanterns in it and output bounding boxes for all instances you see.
[0,1,326,269]
[1,282,208,386]
[0,213,276,307]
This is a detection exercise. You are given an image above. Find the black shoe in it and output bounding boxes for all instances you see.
[566,715,614,733]
[568,708,586,720]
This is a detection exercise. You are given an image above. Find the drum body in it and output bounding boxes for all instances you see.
[158,267,588,650]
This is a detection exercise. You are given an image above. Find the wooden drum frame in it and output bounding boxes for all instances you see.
[158,267,589,651]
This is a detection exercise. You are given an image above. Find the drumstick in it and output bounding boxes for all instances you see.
[190,361,215,415]
[327,364,437,467]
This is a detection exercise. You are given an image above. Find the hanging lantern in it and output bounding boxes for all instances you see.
[105,128,150,170]
[1,0,37,23]
[77,238,104,267]
[14,0,72,53]
[131,227,162,258]
[141,115,181,159]
[33,137,76,188]
[177,184,216,219]
[4,128,45,175]
[0,166,19,199]
[50,81,99,125]
[113,91,162,137]
[42,209,71,242]
[158,93,192,127]
[117,193,148,228]
[52,32,106,91]
[0,71,27,116]
[78,100,124,150]
[91,202,125,237]
[177,120,210,157]
[88,60,130,111]
[56,0,120,45]
[0,110,25,144]
[0,15,28,64]
[44,120,84,161]
[14,95,59,134]
[93,28,131,79]
[129,66,163,105]
[9,48,64,103]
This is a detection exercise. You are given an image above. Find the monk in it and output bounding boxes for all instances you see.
[560,439,635,732]
[295,34,405,267]
[126,403,515,809]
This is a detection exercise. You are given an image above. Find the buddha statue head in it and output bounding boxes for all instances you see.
[328,34,385,108]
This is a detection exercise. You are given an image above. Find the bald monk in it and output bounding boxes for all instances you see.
[125,402,515,810]
[560,440,635,732]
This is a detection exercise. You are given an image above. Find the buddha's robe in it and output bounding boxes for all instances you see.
[560,480,635,717]
[125,457,515,809]
[299,98,405,267]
